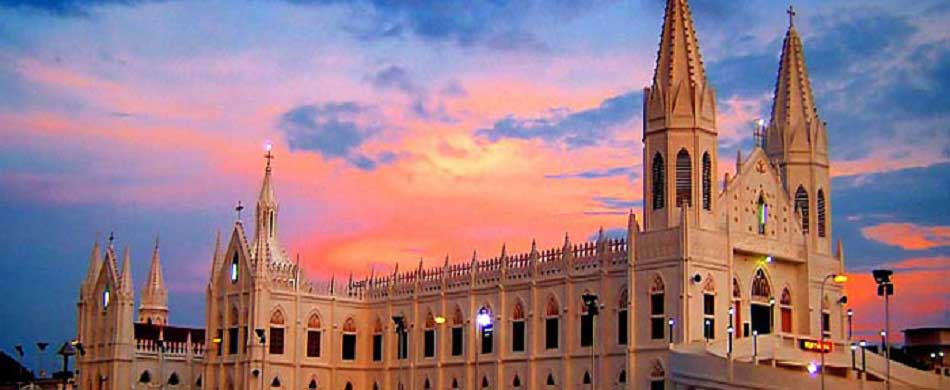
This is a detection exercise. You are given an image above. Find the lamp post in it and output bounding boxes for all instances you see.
[727,326,734,357]
[668,319,675,344]
[582,293,600,389]
[850,343,857,372]
[36,342,48,379]
[57,341,76,389]
[753,330,759,362]
[847,309,854,340]
[820,273,848,390]
[873,269,894,390]
[392,315,406,390]
[255,328,266,390]
[475,308,492,390]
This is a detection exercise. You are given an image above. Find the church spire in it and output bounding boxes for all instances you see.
[256,143,278,242]
[652,0,707,91]
[139,235,169,325]
[119,246,133,296]
[766,5,824,161]
[83,234,102,293]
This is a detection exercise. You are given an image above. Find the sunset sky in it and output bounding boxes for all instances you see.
[0,0,947,365]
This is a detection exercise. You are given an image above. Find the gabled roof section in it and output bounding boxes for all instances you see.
[653,0,707,91]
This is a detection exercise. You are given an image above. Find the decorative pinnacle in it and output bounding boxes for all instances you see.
[108,231,115,247]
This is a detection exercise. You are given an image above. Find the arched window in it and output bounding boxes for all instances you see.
[652,153,666,210]
[451,378,459,389]
[512,301,526,352]
[750,269,773,335]
[780,287,793,333]
[817,189,827,237]
[344,383,353,390]
[269,376,280,388]
[424,377,431,390]
[703,275,716,340]
[423,311,436,358]
[451,305,464,357]
[583,371,592,384]
[580,291,595,347]
[341,317,357,361]
[545,296,560,350]
[618,369,626,384]
[650,275,665,340]
[168,373,180,386]
[676,149,692,207]
[372,317,383,362]
[618,289,629,345]
[513,374,522,388]
[307,313,322,358]
[230,252,239,283]
[269,309,285,355]
[139,371,151,383]
[481,376,489,389]
[102,285,111,309]
[373,382,379,390]
[702,152,712,210]
[546,373,556,386]
[751,269,771,301]
[757,193,768,235]
[795,186,809,234]
[308,379,317,389]
[196,376,202,388]
[478,305,493,354]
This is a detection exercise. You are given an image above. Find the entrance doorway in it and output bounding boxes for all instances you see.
[751,304,771,335]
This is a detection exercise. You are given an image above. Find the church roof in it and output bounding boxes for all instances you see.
[652,0,707,91]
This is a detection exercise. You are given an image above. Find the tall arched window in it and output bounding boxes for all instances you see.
[817,189,827,237]
[750,269,773,335]
[795,186,809,234]
[306,313,322,358]
[757,193,768,235]
[702,152,712,210]
[451,306,464,357]
[372,317,383,362]
[341,317,357,361]
[512,301,526,353]
[545,296,560,350]
[423,312,436,358]
[269,309,285,355]
[675,149,692,207]
[780,287,793,333]
[650,275,665,340]
[477,305,493,355]
[652,153,666,210]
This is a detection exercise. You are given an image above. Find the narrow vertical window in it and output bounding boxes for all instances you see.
[652,153,665,210]
[795,186,809,234]
[757,194,768,235]
[306,314,322,358]
[545,297,560,350]
[423,313,436,358]
[372,318,383,362]
[650,276,665,340]
[702,152,711,210]
[269,310,285,355]
[230,252,239,283]
[512,302,526,353]
[817,189,827,237]
[479,306,493,355]
[102,285,111,309]
[580,300,593,347]
[703,293,715,340]
[228,327,238,355]
[451,307,463,356]
[341,318,357,360]
[675,149,692,207]
[780,288,793,333]
[618,289,628,345]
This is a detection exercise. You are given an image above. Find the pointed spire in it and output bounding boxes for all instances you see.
[627,210,640,233]
[255,142,279,246]
[443,254,450,268]
[145,235,165,293]
[563,232,571,249]
[768,8,820,156]
[653,0,707,90]
[210,229,222,278]
[597,226,605,242]
[530,239,538,255]
[500,243,507,258]
[140,236,169,324]
[84,234,102,288]
[120,246,133,294]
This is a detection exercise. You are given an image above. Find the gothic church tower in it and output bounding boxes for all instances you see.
[766,12,832,253]
[138,236,169,325]
[642,0,719,231]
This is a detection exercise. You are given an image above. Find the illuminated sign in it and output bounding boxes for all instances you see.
[800,339,833,353]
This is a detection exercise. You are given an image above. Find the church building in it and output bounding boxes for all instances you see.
[74,0,943,389]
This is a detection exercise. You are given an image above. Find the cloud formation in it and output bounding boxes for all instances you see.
[278,102,395,170]
[861,223,950,250]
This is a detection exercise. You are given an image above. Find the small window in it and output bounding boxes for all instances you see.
[102,285,111,309]
[397,330,409,360]
[481,376,489,389]
[546,373,556,386]
[651,291,665,340]
[308,379,317,389]
[617,308,628,345]
[215,329,223,356]
[675,149,692,207]
[757,194,768,235]
[269,328,284,355]
[481,326,493,355]
[344,383,353,390]
[545,318,559,349]
[821,311,831,336]
[139,371,151,383]
[512,321,526,352]
[424,329,435,358]
[703,293,715,340]
[618,369,626,383]
[451,327,463,356]
[168,373,180,386]
[306,330,321,357]
[228,327,239,355]
[817,189,827,237]
[795,186,809,234]
[652,153,666,210]
[702,152,712,210]
[651,379,665,390]
[513,375,521,387]
[230,252,239,283]
[342,333,356,360]
[580,311,593,347]
[372,333,383,361]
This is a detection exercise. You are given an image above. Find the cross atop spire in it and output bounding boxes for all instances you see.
[787,5,796,27]
[652,0,707,90]
[264,142,275,171]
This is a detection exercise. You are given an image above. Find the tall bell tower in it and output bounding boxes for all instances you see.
[642,0,719,231]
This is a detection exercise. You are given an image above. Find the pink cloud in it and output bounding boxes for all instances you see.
[861,223,950,250]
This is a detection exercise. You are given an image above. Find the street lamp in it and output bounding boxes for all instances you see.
[753,330,759,362]
[57,341,76,389]
[667,319,675,344]
[727,326,734,356]
[392,315,406,390]
[475,308,492,389]
[254,328,266,390]
[860,340,867,375]
[820,273,848,390]
[847,309,854,340]
[769,297,776,334]
[704,319,711,343]
[850,343,857,371]
[582,292,600,389]
[872,269,894,390]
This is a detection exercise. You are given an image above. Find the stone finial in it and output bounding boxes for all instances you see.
[530,239,538,255]
[563,232,571,249]
[443,254,450,268]
[597,226,605,242]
